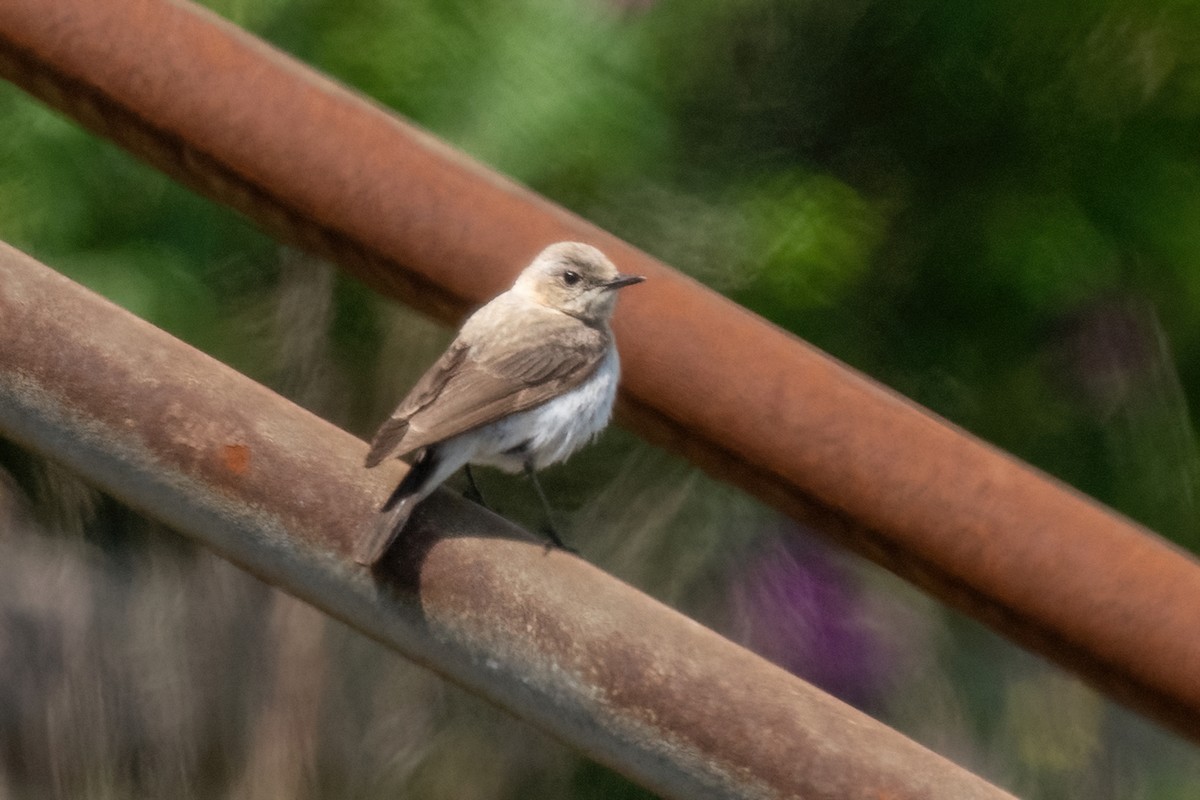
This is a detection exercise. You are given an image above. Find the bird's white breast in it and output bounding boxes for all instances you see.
[465,346,620,472]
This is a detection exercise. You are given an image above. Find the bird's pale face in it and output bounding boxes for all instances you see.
[514,242,643,324]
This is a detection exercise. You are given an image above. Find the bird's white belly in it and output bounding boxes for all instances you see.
[463,348,619,473]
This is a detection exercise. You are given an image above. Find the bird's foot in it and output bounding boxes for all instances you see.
[462,484,487,507]
[462,465,491,509]
[539,524,578,554]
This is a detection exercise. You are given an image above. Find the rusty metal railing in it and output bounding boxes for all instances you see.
[1,0,1199,759]
[0,242,1017,799]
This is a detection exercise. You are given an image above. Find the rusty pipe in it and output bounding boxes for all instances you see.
[1,0,1199,743]
[0,243,1018,799]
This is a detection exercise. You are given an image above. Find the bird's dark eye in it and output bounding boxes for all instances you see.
[561,270,581,286]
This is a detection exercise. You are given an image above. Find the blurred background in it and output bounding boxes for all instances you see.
[3,0,1200,796]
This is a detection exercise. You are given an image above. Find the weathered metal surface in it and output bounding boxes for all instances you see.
[1,0,1199,745]
[0,242,1018,799]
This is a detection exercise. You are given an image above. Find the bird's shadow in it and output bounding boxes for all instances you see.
[365,488,563,591]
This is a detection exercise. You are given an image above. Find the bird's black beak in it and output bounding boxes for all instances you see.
[604,274,646,290]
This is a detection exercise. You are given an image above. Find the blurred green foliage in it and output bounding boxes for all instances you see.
[3,0,1200,797]
[6,0,1200,548]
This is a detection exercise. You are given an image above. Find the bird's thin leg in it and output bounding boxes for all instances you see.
[524,461,572,551]
[463,464,489,508]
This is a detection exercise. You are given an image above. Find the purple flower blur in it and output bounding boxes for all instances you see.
[729,526,897,711]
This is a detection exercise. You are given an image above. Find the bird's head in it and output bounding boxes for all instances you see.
[513,242,645,323]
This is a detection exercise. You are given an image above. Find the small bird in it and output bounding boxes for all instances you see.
[355,242,645,566]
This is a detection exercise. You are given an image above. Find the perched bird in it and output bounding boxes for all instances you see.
[355,242,645,566]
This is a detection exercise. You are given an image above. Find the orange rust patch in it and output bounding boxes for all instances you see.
[221,443,251,475]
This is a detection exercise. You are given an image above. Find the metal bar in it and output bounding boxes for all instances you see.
[0,242,1018,799]
[1,0,1199,744]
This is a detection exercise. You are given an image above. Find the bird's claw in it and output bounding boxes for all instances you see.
[540,525,578,554]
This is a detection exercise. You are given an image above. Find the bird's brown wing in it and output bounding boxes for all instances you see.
[364,313,608,467]
[363,339,470,467]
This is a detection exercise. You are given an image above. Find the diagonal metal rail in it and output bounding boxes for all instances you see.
[1,0,1199,746]
[0,242,1018,800]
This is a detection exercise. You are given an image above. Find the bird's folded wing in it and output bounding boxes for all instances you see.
[363,340,469,467]
[364,315,607,466]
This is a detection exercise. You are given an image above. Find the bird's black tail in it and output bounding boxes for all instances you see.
[354,449,439,566]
